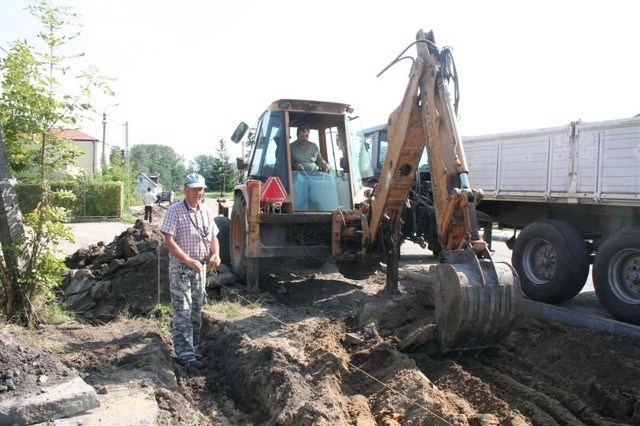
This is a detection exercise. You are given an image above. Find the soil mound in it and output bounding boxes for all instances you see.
[62,219,171,322]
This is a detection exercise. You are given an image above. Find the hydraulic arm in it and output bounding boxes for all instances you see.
[366,29,521,352]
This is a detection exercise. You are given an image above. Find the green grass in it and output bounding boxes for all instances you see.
[121,210,136,224]
[96,358,115,374]
[150,303,172,335]
[204,191,234,200]
[205,300,261,319]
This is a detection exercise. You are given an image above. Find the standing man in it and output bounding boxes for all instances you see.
[161,173,221,369]
[142,187,155,223]
[290,126,329,172]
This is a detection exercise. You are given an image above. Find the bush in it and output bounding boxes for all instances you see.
[16,182,123,219]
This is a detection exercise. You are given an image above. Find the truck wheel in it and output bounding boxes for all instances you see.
[512,220,589,303]
[336,258,380,280]
[592,227,640,325]
[230,195,247,283]
[214,216,231,266]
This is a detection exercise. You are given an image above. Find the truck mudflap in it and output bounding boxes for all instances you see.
[432,244,521,353]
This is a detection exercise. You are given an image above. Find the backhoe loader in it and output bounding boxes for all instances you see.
[222,29,521,352]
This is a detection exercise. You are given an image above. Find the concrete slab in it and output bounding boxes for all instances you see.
[50,383,159,426]
[0,377,99,425]
[522,298,640,337]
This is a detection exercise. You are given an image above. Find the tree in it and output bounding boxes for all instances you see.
[193,154,216,189]
[91,146,130,203]
[129,144,186,192]
[193,141,235,195]
[211,139,236,195]
[0,0,112,324]
[95,146,125,182]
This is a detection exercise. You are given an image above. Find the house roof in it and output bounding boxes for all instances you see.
[54,129,100,141]
[137,172,161,187]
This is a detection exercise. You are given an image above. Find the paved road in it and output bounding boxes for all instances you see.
[58,221,133,256]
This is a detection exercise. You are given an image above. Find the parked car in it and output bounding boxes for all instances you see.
[156,190,174,204]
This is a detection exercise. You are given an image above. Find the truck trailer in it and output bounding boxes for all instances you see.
[364,116,640,324]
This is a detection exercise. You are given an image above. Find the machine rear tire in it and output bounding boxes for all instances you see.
[336,258,380,280]
[230,195,247,283]
[214,216,231,266]
[592,226,640,325]
[512,220,589,303]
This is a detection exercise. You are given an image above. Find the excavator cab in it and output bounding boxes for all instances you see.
[236,100,371,213]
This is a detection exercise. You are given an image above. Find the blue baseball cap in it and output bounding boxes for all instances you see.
[184,173,206,188]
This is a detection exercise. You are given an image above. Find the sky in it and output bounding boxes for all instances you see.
[1,0,639,164]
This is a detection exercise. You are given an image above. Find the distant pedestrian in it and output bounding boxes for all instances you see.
[142,187,155,223]
[161,173,220,370]
[169,189,175,204]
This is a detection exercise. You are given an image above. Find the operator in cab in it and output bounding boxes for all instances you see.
[290,126,329,172]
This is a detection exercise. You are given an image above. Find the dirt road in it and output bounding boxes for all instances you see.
[2,203,639,425]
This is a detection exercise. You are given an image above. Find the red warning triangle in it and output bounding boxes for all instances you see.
[261,176,287,203]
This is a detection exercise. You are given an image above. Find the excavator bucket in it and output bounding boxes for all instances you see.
[431,245,521,353]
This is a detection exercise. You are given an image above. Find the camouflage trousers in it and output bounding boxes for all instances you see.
[169,262,205,362]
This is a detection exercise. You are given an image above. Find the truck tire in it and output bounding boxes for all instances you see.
[336,258,380,280]
[512,220,589,303]
[213,216,231,266]
[592,226,640,325]
[230,195,247,283]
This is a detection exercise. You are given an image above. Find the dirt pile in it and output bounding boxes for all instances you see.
[62,219,171,322]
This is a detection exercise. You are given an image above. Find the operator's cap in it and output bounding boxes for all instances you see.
[184,173,206,188]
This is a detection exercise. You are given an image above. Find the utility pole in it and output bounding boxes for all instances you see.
[124,121,130,210]
[101,103,120,168]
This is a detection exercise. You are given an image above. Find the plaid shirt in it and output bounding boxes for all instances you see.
[161,200,219,263]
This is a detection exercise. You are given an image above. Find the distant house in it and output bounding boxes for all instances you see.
[135,172,162,196]
[56,129,103,175]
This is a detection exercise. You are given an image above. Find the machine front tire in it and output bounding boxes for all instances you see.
[214,216,231,266]
[512,220,589,303]
[592,226,640,325]
[230,195,247,283]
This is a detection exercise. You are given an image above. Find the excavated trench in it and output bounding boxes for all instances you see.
[176,266,640,425]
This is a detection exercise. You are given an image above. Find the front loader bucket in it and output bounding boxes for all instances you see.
[431,246,521,353]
